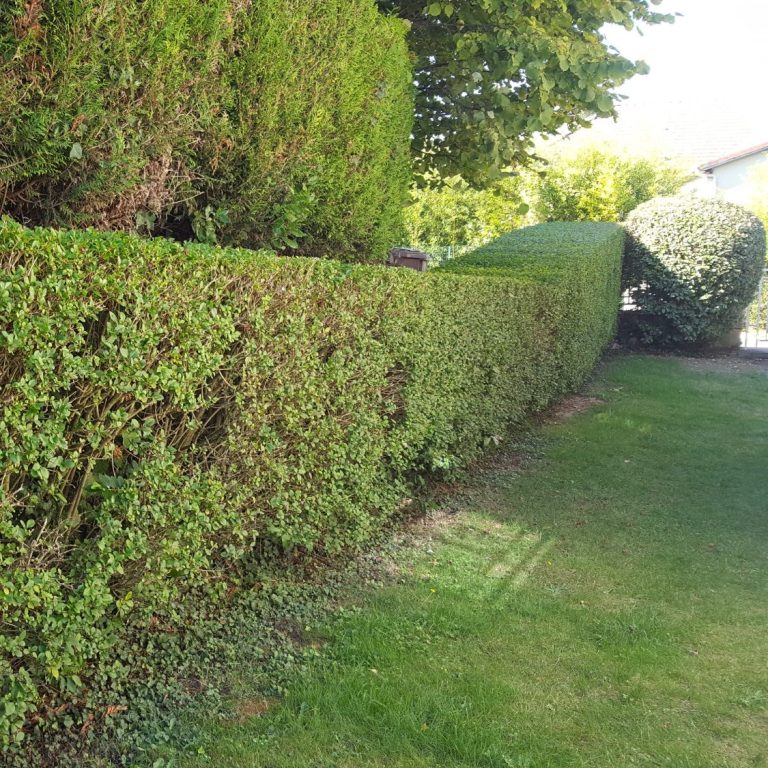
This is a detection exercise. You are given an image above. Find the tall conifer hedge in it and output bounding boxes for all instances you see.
[0,0,413,261]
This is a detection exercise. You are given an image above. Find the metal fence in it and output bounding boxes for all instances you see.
[741,268,768,350]
[425,244,475,268]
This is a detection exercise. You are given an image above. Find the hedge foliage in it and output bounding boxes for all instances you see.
[404,148,689,255]
[0,218,622,750]
[404,175,529,254]
[0,0,412,260]
[623,195,766,345]
[530,147,690,224]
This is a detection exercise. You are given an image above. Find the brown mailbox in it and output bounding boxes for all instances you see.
[387,247,430,272]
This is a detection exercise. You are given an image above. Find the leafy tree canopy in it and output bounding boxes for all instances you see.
[378,0,675,183]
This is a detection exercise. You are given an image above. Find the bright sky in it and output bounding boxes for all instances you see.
[554,0,768,162]
[605,0,768,120]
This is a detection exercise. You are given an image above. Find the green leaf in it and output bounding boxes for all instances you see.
[596,94,613,112]
[402,0,673,183]
[69,143,83,160]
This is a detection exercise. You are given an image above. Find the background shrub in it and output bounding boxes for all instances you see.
[403,147,688,256]
[0,0,412,261]
[404,175,528,254]
[622,195,766,345]
[530,146,690,224]
[0,218,622,751]
[745,162,768,241]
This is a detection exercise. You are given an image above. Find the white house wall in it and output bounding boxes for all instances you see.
[711,152,768,206]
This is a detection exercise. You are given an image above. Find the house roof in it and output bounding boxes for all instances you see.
[550,96,768,172]
[633,102,761,167]
[698,141,768,172]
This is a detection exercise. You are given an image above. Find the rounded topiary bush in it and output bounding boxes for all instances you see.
[622,194,766,346]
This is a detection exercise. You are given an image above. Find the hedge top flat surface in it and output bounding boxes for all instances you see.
[167,355,768,768]
[441,221,624,281]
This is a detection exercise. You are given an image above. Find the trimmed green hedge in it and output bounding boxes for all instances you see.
[0,0,412,261]
[0,219,622,749]
[623,195,766,345]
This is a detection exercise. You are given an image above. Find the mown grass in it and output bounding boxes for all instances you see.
[163,355,768,768]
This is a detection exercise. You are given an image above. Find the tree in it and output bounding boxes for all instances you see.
[404,174,527,250]
[745,162,768,237]
[378,0,675,184]
[403,145,688,254]
[530,146,690,222]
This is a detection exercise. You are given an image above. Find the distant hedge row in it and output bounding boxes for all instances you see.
[0,0,412,260]
[0,218,622,750]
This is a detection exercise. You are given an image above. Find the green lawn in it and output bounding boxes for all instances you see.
[169,356,768,768]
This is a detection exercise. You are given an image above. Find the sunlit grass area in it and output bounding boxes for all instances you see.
[167,356,768,768]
